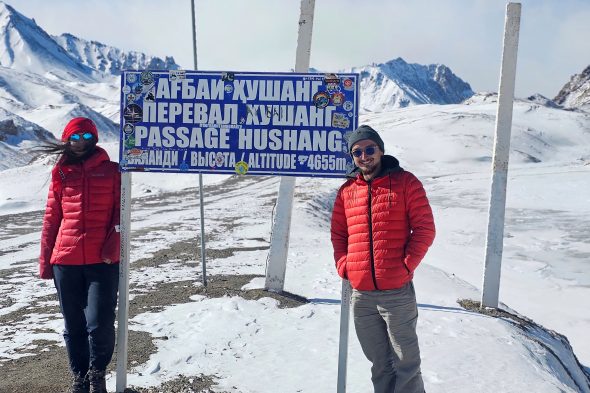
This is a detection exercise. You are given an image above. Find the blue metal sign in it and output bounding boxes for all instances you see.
[119,70,359,177]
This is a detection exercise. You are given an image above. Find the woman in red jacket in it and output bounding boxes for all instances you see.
[39,117,120,393]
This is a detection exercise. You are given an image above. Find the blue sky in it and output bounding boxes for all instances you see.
[10,0,590,97]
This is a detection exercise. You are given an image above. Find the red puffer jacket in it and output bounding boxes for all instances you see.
[39,147,121,279]
[331,155,435,291]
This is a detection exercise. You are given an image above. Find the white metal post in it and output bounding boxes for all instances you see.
[116,172,132,392]
[481,3,521,308]
[337,279,352,393]
[264,0,315,292]
[191,0,207,286]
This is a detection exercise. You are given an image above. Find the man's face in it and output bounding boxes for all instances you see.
[351,139,383,180]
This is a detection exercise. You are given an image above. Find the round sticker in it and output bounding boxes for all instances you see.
[235,161,249,175]
[343,101,353,111]
[225,84,234,94]
[123,104,143,124]
[122,85,131,94]
[215,152,225,167]
[331,92,345,106]
[127,73,138,83]
[313,91,330,109]
[126,93,136,102]
[123,124,134,135]
[343,78,354,90]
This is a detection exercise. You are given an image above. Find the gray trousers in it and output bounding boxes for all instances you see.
[352,282,425,393]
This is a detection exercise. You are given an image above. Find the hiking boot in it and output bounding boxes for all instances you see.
[69,372,89,393]
[88,368,108,393]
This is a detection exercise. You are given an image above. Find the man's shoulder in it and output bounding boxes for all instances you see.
[389,169,419,181]
[338,177,357,190]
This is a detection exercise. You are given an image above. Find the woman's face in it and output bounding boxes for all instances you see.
[68,132,95,157]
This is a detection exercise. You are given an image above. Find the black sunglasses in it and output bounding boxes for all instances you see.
[351,145,378,158]
[70,132,94,141]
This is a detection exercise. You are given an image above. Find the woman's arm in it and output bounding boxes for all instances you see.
[39,179,62,279]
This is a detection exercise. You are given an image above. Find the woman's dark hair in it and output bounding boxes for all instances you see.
[34,139,98,165]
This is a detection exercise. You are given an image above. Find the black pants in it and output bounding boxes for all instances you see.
[53,263,119,375]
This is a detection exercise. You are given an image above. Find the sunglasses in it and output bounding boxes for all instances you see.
[351,145,378,158]
[69,132,94,141]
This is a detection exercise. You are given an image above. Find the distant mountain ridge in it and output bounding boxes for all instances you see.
[52,33,180,76]
[554,65,590,109]
[0,0,180,159]
[348,57,475,112]
[0,1,181,81]
[0,2,96,82]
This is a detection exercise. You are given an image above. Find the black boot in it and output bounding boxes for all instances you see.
[88,368,108,393]
[68,372,89,393]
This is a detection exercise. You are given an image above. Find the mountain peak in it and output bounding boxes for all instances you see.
[52,33,181,76]
[0,1,96,82]
[0,1,17,15]
[554,65,590,110]
[348,57,474,111]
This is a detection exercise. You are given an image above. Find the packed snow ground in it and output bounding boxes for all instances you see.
[1,102,589,392]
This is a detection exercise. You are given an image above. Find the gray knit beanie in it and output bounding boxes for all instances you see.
[347,125,384,153]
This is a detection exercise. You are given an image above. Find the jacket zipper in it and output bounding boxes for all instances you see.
[82,163,87,264]
[367,181,379,290]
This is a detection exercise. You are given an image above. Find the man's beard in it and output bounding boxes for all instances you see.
[359,162,381,179]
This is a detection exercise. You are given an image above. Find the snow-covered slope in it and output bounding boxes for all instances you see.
[0,107,55,170]
[348,57,474,112]
[554,65,590,110]
[53,33,180,76]
[1,117,590,391]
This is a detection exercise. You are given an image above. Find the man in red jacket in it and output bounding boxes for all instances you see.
[331,125,435,393]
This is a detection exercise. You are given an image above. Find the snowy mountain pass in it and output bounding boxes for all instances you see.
[1,165,589,392]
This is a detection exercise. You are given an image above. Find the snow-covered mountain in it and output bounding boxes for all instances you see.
[554,65,590,110]
[348,57,474,112]
[0,107,55,170]
[0,2,97,82]
[525,93,561,108]
[0,2,180,81]
[53,33,180,76]
[0,0,179,153]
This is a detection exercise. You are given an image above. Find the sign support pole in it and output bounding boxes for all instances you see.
[191,0,207,286]
[264,0,316,292]
[337,279,352,393]
[116,172,132,392]
[481,2,521,308]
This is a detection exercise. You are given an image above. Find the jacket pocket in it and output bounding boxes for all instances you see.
[100,225,120,262]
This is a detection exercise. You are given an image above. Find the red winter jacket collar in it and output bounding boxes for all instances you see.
[331,155,435,290]
[39,147,121,279]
